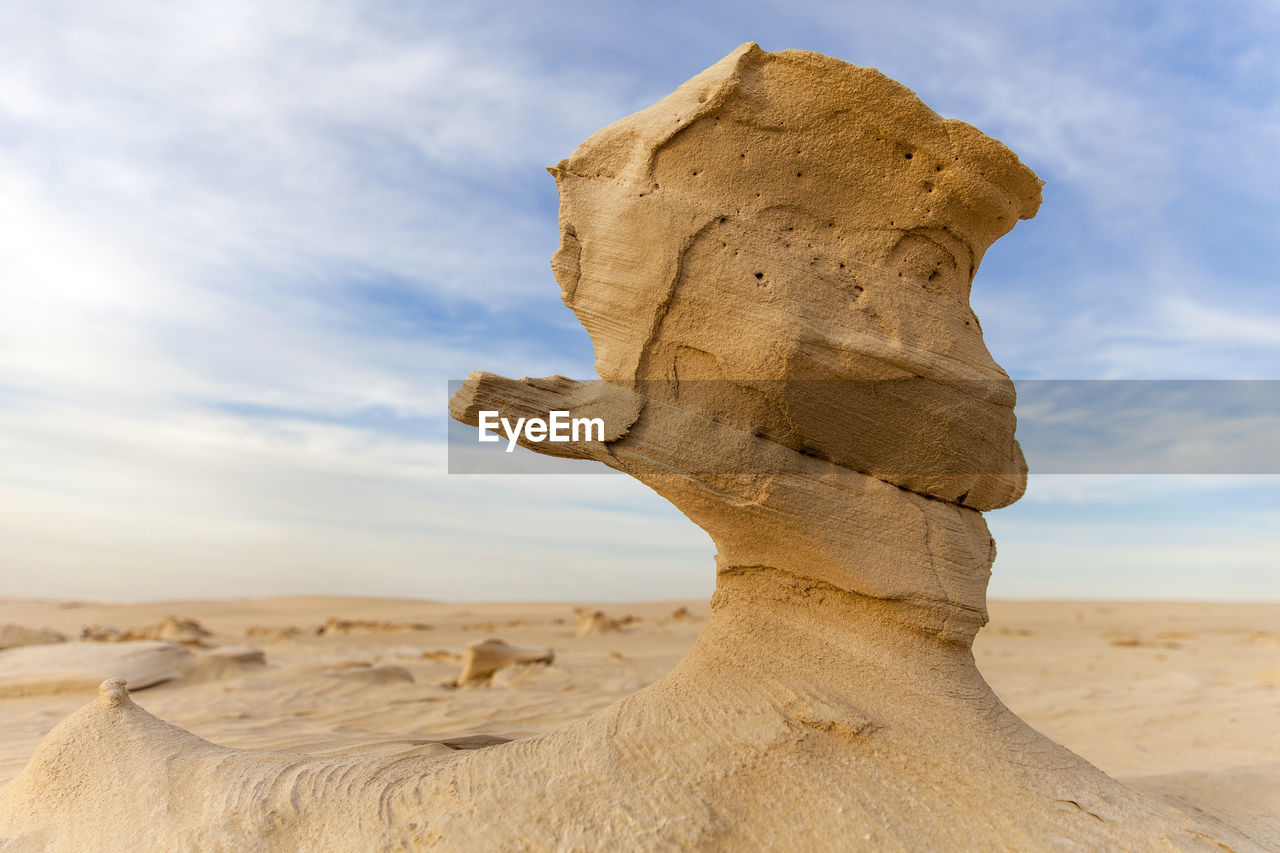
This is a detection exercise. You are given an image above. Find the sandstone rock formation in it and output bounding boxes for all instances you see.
[668,606,698,622]
[573,607,620,636]
[80,616,213,648]
[0,44,1242,851]
[573,607,637,636]
[0,641,193,699]
[316,617,434,636]
[455,638,554,685]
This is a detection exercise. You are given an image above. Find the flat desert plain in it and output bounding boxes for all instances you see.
[0,596,1276,846]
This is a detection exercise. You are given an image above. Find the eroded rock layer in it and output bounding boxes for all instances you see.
[549,43,1039,511]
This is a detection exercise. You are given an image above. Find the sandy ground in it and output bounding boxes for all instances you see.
[0,596,1276,845]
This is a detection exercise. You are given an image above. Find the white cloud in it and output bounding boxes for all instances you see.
[990,519,1280,600]
[1016,474,1280,506]
[0,398,713,600]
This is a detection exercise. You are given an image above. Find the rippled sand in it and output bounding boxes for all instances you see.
[0,596,1276,846]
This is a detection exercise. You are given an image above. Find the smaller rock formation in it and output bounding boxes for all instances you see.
[574,608,639,636]
[572,608,617,636]
[316,618,433,636]
[245,625,302,642]
[456,639,554,685]
[81,616,212,648]
[0,641,193,698]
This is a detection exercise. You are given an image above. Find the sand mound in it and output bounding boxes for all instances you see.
[1126,763,1280,850]
[181,646,268,683]
[0,641,192,698]
[322,664,415,685]
[0,44,1248,850]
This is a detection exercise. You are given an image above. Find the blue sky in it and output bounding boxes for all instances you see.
[0,0,1276,601]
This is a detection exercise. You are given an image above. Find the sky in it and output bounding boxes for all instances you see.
[0,0,1277,602]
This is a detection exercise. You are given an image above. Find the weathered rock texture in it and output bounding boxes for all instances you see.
[0,641,192,699]
[456,638,554,685]
[0,44,1245,851]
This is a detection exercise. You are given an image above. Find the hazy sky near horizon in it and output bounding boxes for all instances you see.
[1,0,1277,602]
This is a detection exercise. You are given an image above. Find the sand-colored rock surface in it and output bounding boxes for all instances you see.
[573,607,637,636]
[0,641,192,698]
[80,615,213,647]
[456,638,554,685]
[0,43,1270,850]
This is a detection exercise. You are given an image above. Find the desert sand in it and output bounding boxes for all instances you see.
[2,43,1275,849]
[0,596,1276,848]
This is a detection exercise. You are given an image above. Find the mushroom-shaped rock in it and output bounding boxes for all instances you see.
[457,639,554,685]
[0,44,1241,852]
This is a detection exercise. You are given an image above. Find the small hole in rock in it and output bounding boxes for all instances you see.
[904,152,913,160]
[754,272,764,280]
